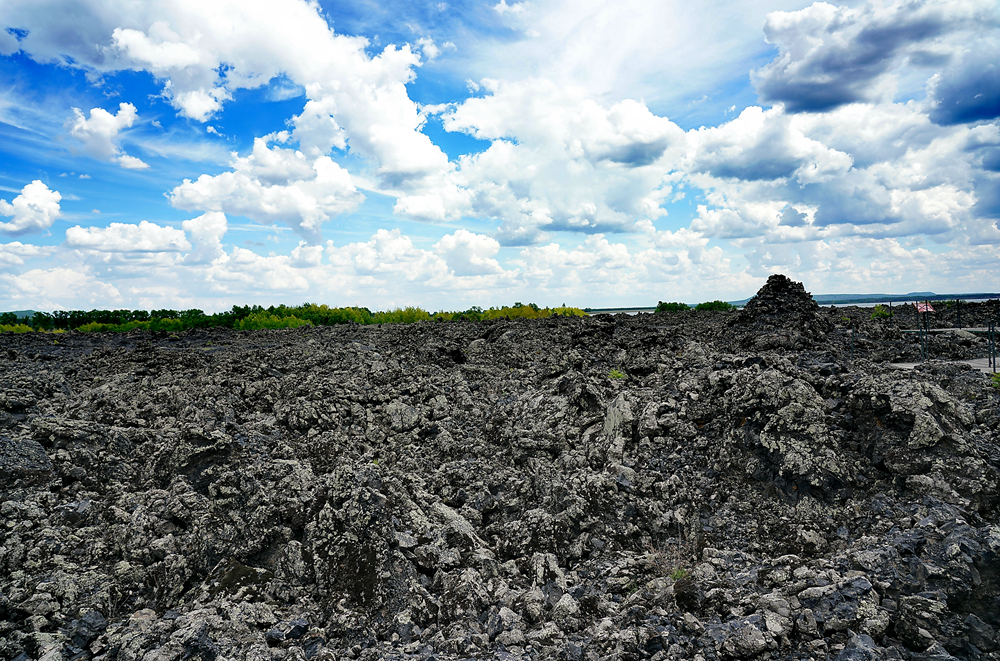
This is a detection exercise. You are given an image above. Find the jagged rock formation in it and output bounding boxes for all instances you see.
[727,274,834,351]
[1,276,999,661]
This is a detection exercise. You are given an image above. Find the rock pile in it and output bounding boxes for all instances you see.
[727,274,834,351]
[1,276,999,661]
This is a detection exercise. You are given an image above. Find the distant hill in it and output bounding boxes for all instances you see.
[2,310,36,319]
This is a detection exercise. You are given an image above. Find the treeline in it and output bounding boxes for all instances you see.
[656,300,738,312]
[0,302,587,333]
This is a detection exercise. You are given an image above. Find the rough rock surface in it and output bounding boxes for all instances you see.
[2,277,999,661]
[728,274,834,351]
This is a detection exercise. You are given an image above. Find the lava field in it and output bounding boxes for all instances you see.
[2,275,999,661]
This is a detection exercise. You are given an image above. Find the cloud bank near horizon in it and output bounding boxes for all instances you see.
[0,0,998,311]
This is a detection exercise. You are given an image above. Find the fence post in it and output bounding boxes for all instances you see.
[851,319,855,364]
[956,299,961,329]
[991,320,996,373]
[918,310,924,362]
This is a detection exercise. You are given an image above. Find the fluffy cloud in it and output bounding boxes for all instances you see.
[687,106,852,183]
[206,247,312,292]
[513,232,737,299]
[182,211,228,264]
[396,79,685,243]
[0,241,54,267]
[434,229,503,276]
[327,228,449,282]
[752,0,998,112]
[683,102,996,248]
[0,180,61,234]
[65,220,191,252]
[111,26,201,71]
[415,37,455,61]
[169,136,364,242]
[1,0,450,189]
[752,0,997,113]
[0,267,122,309]
[2,0,999,306]
[67,102,149,169]
[118,154,150,170]
[493,1,527,17]
[928,42,1000,125]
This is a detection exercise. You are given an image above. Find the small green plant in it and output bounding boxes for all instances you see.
[840,316,851,323]
[694,300,737,312]
[870,304,891,320]
[643,536,697,582]
[656,301,690,313]
[609,368,627,380]
[992,373,1000,391]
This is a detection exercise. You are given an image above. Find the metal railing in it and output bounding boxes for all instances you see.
[990,320,997,373]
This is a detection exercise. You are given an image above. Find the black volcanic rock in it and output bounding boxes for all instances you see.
[737,273,821,322]
[0,435,53,487]
[0,310,998,661]
[727,273,834,351]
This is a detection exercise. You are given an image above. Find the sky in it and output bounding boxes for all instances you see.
[1,0,999,312]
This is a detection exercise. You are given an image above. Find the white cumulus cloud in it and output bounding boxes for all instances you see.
[1,0,451,189]
[67,102,149,169]
[182,211,228,264]
[65,220,192,252]
[434,229,503,276]
[396,79,685,244]
[494,0,528,16]
[0,241,55,267]
[0,180,62,235]
[752,0,998,113]
[0,267,123,309]
[168,136,364,242]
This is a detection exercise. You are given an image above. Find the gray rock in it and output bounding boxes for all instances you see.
[0,435,53,486]
[0,282,996,661]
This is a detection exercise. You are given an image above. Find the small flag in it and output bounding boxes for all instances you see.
[915,302,935,313]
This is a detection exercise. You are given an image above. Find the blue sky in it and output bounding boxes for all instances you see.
[1,0,998,312]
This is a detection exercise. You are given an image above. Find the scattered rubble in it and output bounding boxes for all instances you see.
[1,275,998,661]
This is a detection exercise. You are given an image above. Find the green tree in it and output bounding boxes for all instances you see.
[695,300,737,312]
[656,301,690,313]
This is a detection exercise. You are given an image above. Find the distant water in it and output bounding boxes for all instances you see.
[591,297,999,315]
[836,298,998,308]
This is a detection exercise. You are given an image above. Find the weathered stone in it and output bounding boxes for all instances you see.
[0,436,53,486]
[0,281,996,661]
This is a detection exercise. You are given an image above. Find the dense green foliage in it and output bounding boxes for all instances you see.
[656,301,691,313]
[694,300,738,312]
[235,313,313,330]
[655,300,738,313]
[481,304,586,320]
[0,302,588,333]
